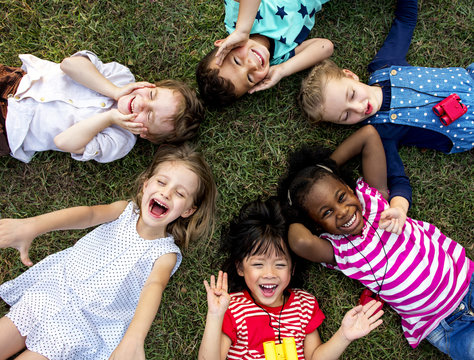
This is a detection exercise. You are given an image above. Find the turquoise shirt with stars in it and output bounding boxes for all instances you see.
[366,64,474,154]
[224,0,330,65]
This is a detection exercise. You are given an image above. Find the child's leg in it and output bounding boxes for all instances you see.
[0,316,26,359]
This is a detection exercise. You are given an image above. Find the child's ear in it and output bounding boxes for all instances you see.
[214,39,225,47]
[236,262,244,277]
[342,69,360,81]
[180,206,197,218]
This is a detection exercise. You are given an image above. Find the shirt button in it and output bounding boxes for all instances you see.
[390,114,397,120]
[68,99,73,104]
[100,102,106,107]
[14,95,20,100]
[40,97,45,101]
[390,69,397,76]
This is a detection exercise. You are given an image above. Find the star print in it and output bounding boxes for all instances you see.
[279,36,287,44]
[275,6,287,20]
[255,10,263,22]
[298,5,308,18]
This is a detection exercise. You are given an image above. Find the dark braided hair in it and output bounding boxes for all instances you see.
[277,145,356,234]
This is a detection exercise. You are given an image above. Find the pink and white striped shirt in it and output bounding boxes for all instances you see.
[222,289,325,359]
[321,178,474,348]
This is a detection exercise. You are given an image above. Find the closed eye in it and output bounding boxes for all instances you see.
[247,74,254,84]
[234,57,240,66]
[322,209,332,218]
[338,193,345,202]
[351,89,355,99]
[176,191,185,198]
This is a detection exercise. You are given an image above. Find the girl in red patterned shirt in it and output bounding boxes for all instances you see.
[198,197,383,360]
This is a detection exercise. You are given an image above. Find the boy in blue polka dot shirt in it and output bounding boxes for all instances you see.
[299,0,473,209]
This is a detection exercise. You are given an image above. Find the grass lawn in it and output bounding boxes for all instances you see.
[0,0,473,358]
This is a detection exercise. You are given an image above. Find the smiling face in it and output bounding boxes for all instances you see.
[117,87,182,136]
[137,161,199,239]
[237,244,292,308]
[321,71,383,125]
[304,175,364,235]
[212,37,270,97]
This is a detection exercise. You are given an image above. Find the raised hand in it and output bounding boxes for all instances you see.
[0,218,37,267]
[108,109,145,135]
[379,206,407,235]
[204,271,231,316]
[114,81,155,101]
[248,64,285,93]
[341,300,384,341]
[214,32,250,66]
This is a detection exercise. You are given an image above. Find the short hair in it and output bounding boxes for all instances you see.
[299,59,346,123]
[196,47,238,108]
[220,197,306,293]
[146,80,204,144]
[132,143,217,249]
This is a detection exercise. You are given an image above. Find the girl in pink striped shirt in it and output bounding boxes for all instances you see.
[198,198,383,360]
[278,125,474,359]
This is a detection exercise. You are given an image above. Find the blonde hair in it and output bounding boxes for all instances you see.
[299,59,346,123]
[132,143,217,249]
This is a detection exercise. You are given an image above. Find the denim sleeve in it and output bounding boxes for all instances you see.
[368,0,418,73]
[374,125,413,207]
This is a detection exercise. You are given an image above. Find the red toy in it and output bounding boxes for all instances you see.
[432,93,467,126]
[359,289,384,313]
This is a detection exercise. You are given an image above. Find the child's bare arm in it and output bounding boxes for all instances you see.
[215,0,261,65]
[53,110,144,155]
[330,125,389,199]
[199,271,232,360]
[304,300,383,360]
[109,253,176,360]
[0,201,128,266]
[249,38,333,93]
[289,223,335,265]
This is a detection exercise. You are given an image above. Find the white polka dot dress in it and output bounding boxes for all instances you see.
[0,202,182,359]
[366,64,474,153]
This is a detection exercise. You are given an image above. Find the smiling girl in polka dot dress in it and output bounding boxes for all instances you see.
[299,0,473,208]
[0,143,217,360]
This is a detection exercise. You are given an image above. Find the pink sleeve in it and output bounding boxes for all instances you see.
[222,308,238,345]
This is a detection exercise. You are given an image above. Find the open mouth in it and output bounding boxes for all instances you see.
[149,198,169,218]
[128,96,136,114]
[260,284,277,297]
[341,213,357,229]
[365,102,373,115]
[251,49,264,67]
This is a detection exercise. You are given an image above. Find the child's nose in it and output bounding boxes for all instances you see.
[161,187,171,199]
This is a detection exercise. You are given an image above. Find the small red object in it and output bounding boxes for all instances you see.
[432,93,467,126]
[359,289,384,313]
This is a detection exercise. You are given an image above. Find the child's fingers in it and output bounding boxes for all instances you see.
[203,279,210,292]
[19,247,33,267]
[222,272,228,293]
[216,270,224,290]
[369,318,383,330]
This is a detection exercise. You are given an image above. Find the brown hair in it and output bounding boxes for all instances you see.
[145,80,204,144]
[299,59,346,123]
[132,143,217,249]
[196,47,238,108]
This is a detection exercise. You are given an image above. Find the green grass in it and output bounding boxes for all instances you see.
[0,0,473,358]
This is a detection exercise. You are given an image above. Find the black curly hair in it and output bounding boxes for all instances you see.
[277,145,356,234]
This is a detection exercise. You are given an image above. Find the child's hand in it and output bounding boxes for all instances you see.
[248,64,285,93]
[114,81,155,101]
[341,300,384,341]
[109,337,145,360]
[204,271,231,316]
[0,218,36,266]
[108,109,145,135]
[379,207,407,235]
[214,31,250,66]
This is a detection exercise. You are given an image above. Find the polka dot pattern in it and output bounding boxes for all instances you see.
[366,64,474,153]
[0,202,182,359]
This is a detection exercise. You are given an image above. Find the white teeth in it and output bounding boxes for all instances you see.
[342,214,356,228]
[260,284,277,289]
[252,50,263,65]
